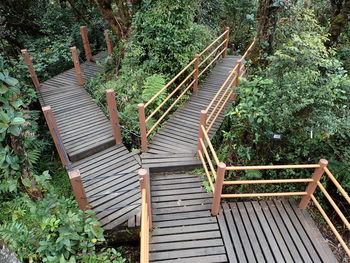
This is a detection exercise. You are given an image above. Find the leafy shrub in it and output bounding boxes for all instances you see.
[219,9,350,190]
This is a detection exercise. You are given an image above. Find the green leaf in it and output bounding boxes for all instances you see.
[11,99,23,109]
[22,178,31,187]
[0,123,8,133]
[8,125,21,136]
[11,117,25,125]
[0,111,10,124]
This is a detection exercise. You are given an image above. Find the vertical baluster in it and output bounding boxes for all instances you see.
[104,29,113,54]
[193,54,200,93]
[197,110,208,153]
[223,27,230,58]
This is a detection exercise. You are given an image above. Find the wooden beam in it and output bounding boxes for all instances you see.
[197,110,207,153]
[193,54,200,93]
[223,27,230,58]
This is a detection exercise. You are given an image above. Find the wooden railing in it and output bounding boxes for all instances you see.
[205,39,255,133]
[197,124,350,257]
[139,168,153,263]
[138,28,230,152]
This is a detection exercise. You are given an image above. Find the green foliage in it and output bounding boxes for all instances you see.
[220,9,350,192]
[86,0,213,148]
[0,182,125,262]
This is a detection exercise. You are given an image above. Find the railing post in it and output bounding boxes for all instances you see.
[197,110,207,153]
[299,159,328,210]
[138,103,148,152]
[104,29,113,54]
[80,26,93,62]
[70,46,84,86]
[139,168,152,229]
[42,106,67,165]
[21,49,40,89]
[233,60,241,87]
[193,54,200,93]
[223,27,230,58]
[68,169,88,210]
[211,162,226,216]
[106,89,122,144]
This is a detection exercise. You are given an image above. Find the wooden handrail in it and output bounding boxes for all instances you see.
[222,192,308,198]
[317,181,350,231]
[198,30,228,56]
[146,79,196,136]
[139,168,152,263]
[139,29,230,151]
[197,150,215,192]
[311,194,350,257]
[226,164,321,170]
[199,138,217,177]
[146,69,196,122]
[144,58,197,108]
[223,178,314,185]
[324,167,350,205]
[201,125,220,165]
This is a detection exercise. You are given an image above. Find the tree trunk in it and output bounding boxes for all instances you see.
[247,0,280,66]
[90,0,140,40]
[326,0,350,47]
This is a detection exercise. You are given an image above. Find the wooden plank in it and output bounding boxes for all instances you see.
[265,201,304,262]
[149,254,228,263]
[228,203,256,262]
[150,239,223,252]
[217,206,238,263]
[273,200,313,263]
[251,201,285,263]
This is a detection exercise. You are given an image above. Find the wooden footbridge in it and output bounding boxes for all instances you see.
[23,26,350,262]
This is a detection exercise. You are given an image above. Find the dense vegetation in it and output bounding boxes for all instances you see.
[1,0,349,261]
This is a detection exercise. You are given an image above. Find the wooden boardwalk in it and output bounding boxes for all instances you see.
[40,52,115,162]
[142,56,239,172]
[28,43,342,261]
[149,173,337,262]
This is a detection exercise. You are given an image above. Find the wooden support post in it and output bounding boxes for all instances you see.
[21,49,40,89]
[299,159,328,210]
[138,104,148,152]
[193,54,200,93]
[211,162,226,216]
[223,27,230,58]
[42,106,67,165]
[139,168,152,229]
[106,89,122,144]
[80,26,93,62]
[68,169,88,210]
[104,30,113,54]
[233,60,241,87]
[70,46,84,86]
[197,110,207,152]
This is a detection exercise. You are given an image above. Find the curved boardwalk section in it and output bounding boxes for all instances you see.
[142,56,240,172]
